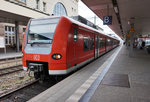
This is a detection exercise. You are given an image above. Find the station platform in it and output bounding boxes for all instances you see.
[28,45,150,102]
[0,52,22,60]
[88,45,150,102]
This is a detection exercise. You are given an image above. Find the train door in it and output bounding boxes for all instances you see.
[97,36,100,57]
[104,36,106,53]
[103,36,106,53]
[67,24,79,68]
[106,37,108,52]
[95,34,98,58]
[73,25,79,64]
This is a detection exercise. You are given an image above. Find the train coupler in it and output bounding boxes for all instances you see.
[28,63,46,80]
[28,63,43,72]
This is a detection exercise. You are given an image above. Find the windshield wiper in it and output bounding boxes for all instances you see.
[29,32,53,40]
[30,41,52,46]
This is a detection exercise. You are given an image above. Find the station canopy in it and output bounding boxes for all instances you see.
[0,10,29,25]
[81,0,150,39]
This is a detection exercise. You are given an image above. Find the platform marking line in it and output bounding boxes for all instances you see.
[65,46,122,102]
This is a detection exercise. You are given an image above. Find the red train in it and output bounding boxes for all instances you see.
[22,16,120,79]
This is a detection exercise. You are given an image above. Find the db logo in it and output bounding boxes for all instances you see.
[33,55,40,61]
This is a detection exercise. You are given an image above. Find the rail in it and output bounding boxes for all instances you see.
[0,56,22,70]
[0,65,23,76]
[0,79,39,99]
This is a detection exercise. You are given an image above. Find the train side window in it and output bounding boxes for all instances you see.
[90,38,94,50]
[107,39,110,46]
[103,39,105,47]
[83,37,89,51]
[99,38,101,48]
[102,36,105,48]
[102,36,104,48]
[74,28,77,42]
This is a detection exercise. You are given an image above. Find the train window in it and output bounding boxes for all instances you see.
[83,37,89,51]
[97,38,99,49]
[95,36,98,49]
[99,38,101,48]
[90,38,94,50]
[110,40,112,45]
[74,28,77,42]
[103,40,105,47]
[107,39,110,46]
[28,18,60,44]
[101,37,103,48]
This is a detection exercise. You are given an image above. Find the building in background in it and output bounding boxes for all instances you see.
[0,0,78,53]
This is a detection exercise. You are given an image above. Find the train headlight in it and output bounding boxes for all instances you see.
[52,54,62,60]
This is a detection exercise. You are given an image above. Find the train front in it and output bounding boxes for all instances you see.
[22,17,60,79]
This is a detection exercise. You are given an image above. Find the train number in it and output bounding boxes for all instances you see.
[33,55,40,61]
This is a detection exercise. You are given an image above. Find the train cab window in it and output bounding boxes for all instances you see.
[74,28,77,42]
[27,18,60,44]
[83,37,89,51]
[90,38,94,50]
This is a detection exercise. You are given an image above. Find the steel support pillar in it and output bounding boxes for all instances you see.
[15,21,20,52]
[129,32,134,56]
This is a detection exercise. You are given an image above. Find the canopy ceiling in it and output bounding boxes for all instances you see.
[81,0,150,39]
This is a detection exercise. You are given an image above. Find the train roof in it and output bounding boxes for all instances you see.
[65,16,119,41]
[71,16,104,31]
[30,16,119,41]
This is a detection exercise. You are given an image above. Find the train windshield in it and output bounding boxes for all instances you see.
[27,17,60,44]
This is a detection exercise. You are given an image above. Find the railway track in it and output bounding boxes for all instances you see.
[0,56,59,102]
[0,65,23,76]
[0,79,39,101]
[0,77,61,102]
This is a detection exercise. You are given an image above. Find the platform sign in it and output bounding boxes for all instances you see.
[0,37,5,48]
[103,16,112,25]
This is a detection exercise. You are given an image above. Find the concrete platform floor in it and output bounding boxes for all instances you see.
[89,46,150,102]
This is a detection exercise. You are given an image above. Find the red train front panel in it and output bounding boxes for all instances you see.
[22,17,72,78]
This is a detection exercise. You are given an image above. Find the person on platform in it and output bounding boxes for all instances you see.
[141,40,145,49]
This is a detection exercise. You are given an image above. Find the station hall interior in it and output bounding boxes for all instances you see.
[0,0,150,102]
